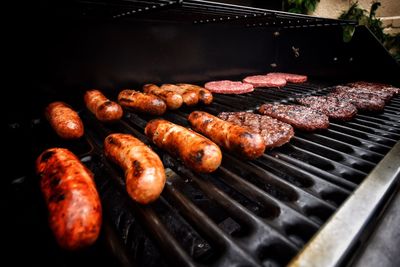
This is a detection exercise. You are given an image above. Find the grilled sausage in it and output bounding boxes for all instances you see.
[161,84,199,106]
[104,133,166,204]
[143,84,183,110]
[36,148,102,250]
[188,111,266,159]
[118,89,166,115]
[176,83,213,105]
[145,119,222,173]
[84,89,123,122]
[45,102,84,139]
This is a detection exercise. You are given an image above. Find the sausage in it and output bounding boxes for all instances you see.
[188,111,266,159]
[45,101,84,139]
[84,90,123,122]
[104,133,166,204]
[145,119,222,173]
[176,83,213,105]
[118,89,166,115]
[161,84,199,106]
[143,84,183,110]
[36,148,102,250]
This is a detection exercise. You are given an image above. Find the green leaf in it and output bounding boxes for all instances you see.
[288,7,303,13]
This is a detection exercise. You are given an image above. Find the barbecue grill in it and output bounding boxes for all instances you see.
[6,1,400,267]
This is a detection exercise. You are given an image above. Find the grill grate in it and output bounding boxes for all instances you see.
[31,80,400,266]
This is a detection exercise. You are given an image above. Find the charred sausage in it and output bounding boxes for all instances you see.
[145,119,222,173]
[143,84,183,110]
[45,102,84,139]
[84,90,123,122]
[104,133,166,204]
[118,89,167,115]
[36,148,102,250]
[188,111,266,159]
[176,83,213,105]
[161,84,199,106]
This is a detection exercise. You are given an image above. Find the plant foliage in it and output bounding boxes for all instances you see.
[339,1,399,60]
[286,0,320,14]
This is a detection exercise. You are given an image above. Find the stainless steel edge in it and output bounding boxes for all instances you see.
[288,141,400,267]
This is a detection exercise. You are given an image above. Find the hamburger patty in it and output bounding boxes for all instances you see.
[296,95,357,121]
[218,111,294,149]
[258,103,329,131]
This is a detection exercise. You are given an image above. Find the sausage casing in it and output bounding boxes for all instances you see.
[45,101,84,139]
[161,84,199,106]
[118,89,167,115]
[104,133,166,204]
[36,148,102,250]
[84,89,123,122]
[143,84,183,110]
[176,83,213,105]
[188,111,266,159]
[145,119,222,173]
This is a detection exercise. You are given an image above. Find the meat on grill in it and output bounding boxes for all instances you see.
[266,72,308,83]
[84,90,123,122]
[36,148,102,250]
[328,91,386,112]
[347,81,400,95]
[296,96,358,121]
[118,89,167,115]
[176,83,213,105]
[334,85,393,103]
[145,119,222,173]
[258,103,329,131]
[188,111,266,159]
[243,75,287,88]
[104,133,166,204]
[45,101,84,139]
[143,84,183,110]
[160,84,199,106]
[204,80,254,94]
[218,111,294,149]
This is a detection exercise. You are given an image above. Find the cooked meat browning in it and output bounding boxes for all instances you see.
[347,81,400,95]
[218,111,294,149]
[145,119,222,173]
[160,84,199,106]
[335,85,393,103]
[296,96,357,121]
[258,103,329,131]
[45,101,84,139]
[118,89,166,115]
[143,84,183,110]
[176,83,213,105]
[84,89,123,122]
[36,148,102,250]
[104,133,166,204]
[188,111,266,159]
[328,91,386,112]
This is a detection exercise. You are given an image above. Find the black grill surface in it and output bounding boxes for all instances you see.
[14,80,400,267]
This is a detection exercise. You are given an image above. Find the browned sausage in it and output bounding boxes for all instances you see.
[188,111,266,159]
[176,83,213,105]
[84,89,123,122]
[143,84,183,110]
[104,133,166,204]
[161,84,199,106]
[36,148,102,250]
[145,119,222,173]
[118,89,166,115]
[45,102,84,139]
